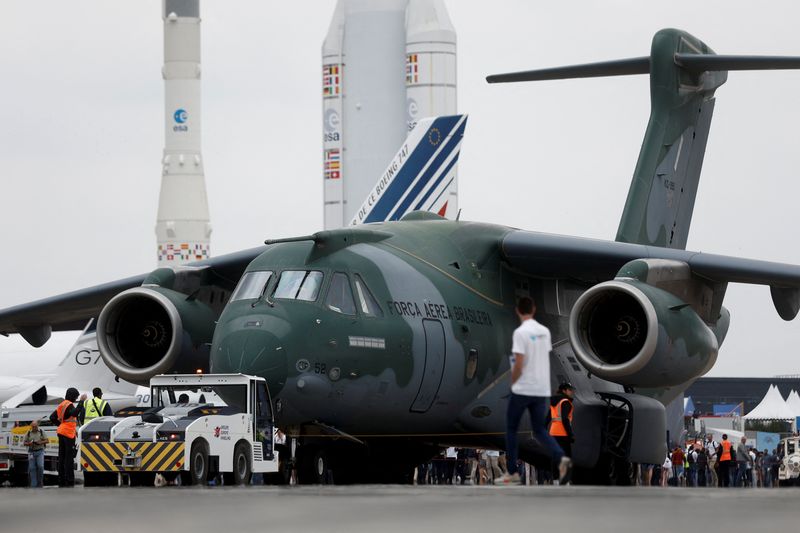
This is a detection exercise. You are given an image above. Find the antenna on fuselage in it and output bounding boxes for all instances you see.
[264,235,318,245]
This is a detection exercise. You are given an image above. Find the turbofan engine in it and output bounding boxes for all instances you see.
[96,286,216,385]
[568,261,729,387]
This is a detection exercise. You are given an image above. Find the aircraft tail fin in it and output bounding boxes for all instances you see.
[488,28,800,249]
[2,320,138,407]
[349,114,467,225]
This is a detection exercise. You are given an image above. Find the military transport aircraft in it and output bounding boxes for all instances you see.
[3,28,800,484]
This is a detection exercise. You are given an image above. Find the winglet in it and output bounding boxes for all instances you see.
[770,286,800,321]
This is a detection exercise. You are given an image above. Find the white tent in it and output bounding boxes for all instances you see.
[743,384,796,420]
[785,389,800,418]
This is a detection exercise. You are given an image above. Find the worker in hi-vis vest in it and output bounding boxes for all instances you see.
[49,387,86,487]
[717,433,735,487]
[547,382,575,458]
[81,387,113,425]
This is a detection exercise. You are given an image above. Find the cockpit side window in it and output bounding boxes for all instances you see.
[353,274,383,317]
[325,272,356,315]
[274,270,324,302]
[230,271,273,302]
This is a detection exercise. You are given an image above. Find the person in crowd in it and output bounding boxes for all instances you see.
[496,297,569,485]
[686,444,698,487]
[770,448,780,487]
[763,449,774,488]
[49,387,86,487]
[661,454,672,487]
[23,419,49,488]
[747,447,756,487]
[485,449,502,484]
[705,434,719,487]
[547,382,575,479]
[717,434,734,487]
[443,447,457,484]
[734,436,751,487]
[696,444,708,487]
[671,446,685,487]
[641,463,654,486]
[81,387,113,425]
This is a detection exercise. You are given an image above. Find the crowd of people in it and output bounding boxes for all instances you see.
[415,448,547,485]
[640,433,786,488]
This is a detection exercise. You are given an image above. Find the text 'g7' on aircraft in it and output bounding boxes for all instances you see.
[3,28,800,485]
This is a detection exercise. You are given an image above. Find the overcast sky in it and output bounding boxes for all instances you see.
[1,0,799,377]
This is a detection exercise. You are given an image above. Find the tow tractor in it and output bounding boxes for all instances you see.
[79,373,278,486]
[778,436,800,486]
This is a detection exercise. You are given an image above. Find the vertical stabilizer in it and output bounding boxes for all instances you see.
[615,29,726,249]
[488,29,800,249]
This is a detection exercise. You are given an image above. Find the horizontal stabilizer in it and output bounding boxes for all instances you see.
[486,57,649,83]
[770,286,800,321]
[487,54,800,84]
[674,54,800,73]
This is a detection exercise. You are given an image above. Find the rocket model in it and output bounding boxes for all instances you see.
[322,0,457,230]
[156,0,211,266]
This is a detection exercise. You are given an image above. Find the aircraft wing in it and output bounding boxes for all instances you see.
[502,230,800,319]
[0,246,265,346]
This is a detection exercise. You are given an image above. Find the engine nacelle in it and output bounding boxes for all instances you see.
[97,286,216,386]
[568,279,721,387]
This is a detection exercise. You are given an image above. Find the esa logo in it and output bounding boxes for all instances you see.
[323,108,340,142]
[173,108,188,132]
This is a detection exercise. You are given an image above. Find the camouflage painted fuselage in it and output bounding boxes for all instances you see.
[210,217,623,450]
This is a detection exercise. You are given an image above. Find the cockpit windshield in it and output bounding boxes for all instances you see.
[326,272,356,315]
[230,271,273,302]
[274,270,324,301]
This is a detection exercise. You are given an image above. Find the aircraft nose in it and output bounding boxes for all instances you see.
[211,323,288,395]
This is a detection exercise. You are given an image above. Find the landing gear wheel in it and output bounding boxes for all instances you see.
[186,440,209,486]
[313,449,330,484]
[297,446,331,484]
[233,442,252,485]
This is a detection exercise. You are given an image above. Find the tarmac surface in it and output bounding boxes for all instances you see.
[1,485,799,532]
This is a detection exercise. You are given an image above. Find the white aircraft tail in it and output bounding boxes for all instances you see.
[1,320,139,409]
[349,114,467,225]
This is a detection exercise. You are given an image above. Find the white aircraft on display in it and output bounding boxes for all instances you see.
[0,320,142,409]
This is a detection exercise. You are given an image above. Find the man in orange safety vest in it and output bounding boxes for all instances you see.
[49,387,86,487]
[548,382,575,465]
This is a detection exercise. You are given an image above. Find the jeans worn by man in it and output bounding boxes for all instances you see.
[28,449,45,487]
[497,297,569,485]
[505,393,565,480]
[23,423,49,488]
[734,461,749,487]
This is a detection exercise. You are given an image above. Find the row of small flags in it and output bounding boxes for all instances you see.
[406,54,418,84]
[323,55,421,97]
[323,64,340,96]
[157,243,209,262]
[324,149,341,180]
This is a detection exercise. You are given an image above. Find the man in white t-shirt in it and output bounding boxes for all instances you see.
[495,297,571,485]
